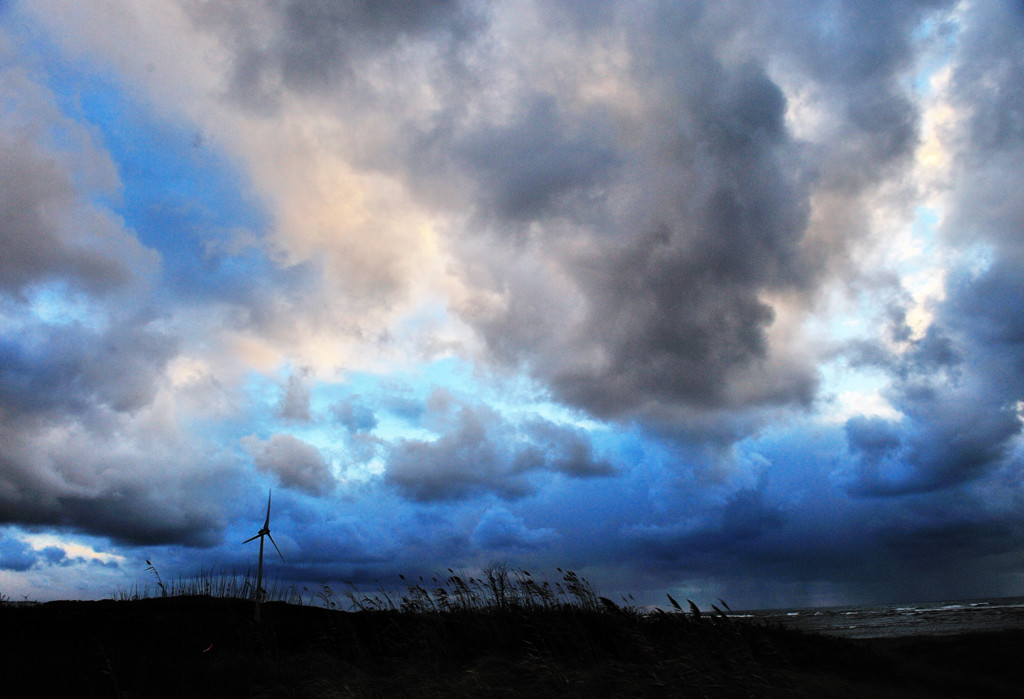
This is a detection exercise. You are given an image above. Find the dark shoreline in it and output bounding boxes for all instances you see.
[866,630,1024,697]
[3,597,1021,697]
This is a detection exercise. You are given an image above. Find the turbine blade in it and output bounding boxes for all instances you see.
[268,532,284,562]
[263,490,272,529]
[243,532,261,544]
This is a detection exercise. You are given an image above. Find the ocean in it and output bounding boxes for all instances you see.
[740,596,1024,639]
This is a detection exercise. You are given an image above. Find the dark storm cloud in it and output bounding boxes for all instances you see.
[626,487,786,562]
[185,0,809,423]
[847,388,1018,497]
[839,306,1022,497]
[0,355,233,550]
[50,492,225,547]
[275,0,463,84]
[883,519,1022,562]
[0,413,239,547]
[384,399,613,502]
[605,434,1024,604]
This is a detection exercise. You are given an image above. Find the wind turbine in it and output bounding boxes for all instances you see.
[244,489,284,621]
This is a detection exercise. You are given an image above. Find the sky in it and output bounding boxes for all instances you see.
[1,0,1023,610]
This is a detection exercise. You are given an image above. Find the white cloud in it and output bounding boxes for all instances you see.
[824,390,904,424]
[21,533,126,565]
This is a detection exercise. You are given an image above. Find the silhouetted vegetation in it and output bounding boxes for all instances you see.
[3,565,1021,697]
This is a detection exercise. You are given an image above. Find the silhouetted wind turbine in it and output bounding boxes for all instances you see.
[244,489,284,621]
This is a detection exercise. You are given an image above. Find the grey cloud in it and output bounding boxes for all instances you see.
[443,18,827,426]
[470,507,559,550]
[764,0,953,194]
[277,368,312,421]
[0,136,141,294]
[949,0,1024,156]
[187,0,950,440]
[383,393,427,421]
[41,546,67,565]
[938,264,1019,371]
[277,0,463,63]
[0,320,178,417]
[341,431,384,465]
[940,2,1024,262]
[844,416,902,478]
[459,1,957,433]
[835,2,1024,498]
[702,60,789,149]
[518,419,615,478]
[243,433,335,495]
[763,1,954,104]
[191,0,474,111]
[0,532,37,571]
[449,95,621,222]
[384,402,614,502]
[385,404,524,502]
[196,0,807,429]
[0,53,155,297]
[331,396,378,433]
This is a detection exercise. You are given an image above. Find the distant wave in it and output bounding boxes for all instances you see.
[740,596,1024,639]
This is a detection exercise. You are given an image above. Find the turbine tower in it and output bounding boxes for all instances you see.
[244,489,284,621]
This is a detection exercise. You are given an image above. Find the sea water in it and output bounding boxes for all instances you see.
[739,596,1024,639]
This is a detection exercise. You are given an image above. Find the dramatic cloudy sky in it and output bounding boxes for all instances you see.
[2,0,1023,609]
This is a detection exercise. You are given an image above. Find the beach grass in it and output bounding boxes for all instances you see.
[4,564,1020,697]
[113,562,304,606]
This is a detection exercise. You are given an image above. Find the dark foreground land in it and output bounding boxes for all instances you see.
[2,597,1021,698]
